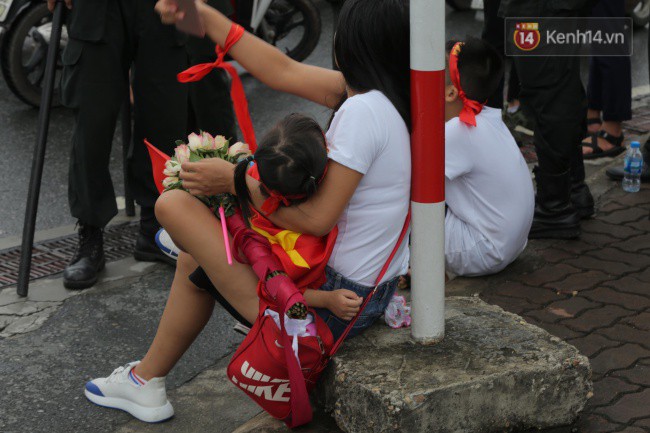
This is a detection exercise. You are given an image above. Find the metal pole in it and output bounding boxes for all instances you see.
[410,0,446,343]
[122,89,135,217]
[16,1,65,297]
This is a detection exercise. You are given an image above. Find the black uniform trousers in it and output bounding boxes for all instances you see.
[186,27,238,141]
[62,0,189,229]
[482,0,520,109]
[587,0,632,122]
[495,0,591,176]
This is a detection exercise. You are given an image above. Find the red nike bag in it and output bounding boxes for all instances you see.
[227,212,411,428]
[227,301,334,427]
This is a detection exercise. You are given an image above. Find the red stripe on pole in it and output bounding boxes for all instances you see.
[411,69,445,204]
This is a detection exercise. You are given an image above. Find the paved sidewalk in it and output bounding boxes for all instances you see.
[449,174,650,432]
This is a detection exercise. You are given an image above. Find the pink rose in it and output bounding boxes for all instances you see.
[201,132,215,150]
[175,144,191,165]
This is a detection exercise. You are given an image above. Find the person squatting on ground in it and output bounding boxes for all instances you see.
[486,0,595,240]
[83,0,411,422]
[444,39,534,277]
[54,0,235,290]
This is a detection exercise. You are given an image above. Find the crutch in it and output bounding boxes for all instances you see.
[16,0,65,297]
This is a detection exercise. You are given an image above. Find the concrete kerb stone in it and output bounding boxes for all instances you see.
[316,297,592,433]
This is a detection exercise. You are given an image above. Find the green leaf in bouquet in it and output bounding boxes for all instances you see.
[189,152,203,162]
[175,140,186,146]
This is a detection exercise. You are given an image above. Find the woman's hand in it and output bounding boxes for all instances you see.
[155,0,208,24]
[180,159,235,197]
[154,0,185,24]
[326,290,363,322]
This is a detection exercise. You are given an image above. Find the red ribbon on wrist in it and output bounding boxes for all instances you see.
[177,24,257,150]
[449,42,485,127]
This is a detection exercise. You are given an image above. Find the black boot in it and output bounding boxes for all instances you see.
[133,206,175,266]
[529,168,581,240]
[63,223,105,290]
[570,147,595,219]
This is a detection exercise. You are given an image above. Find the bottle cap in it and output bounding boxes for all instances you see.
[631,141,640,148]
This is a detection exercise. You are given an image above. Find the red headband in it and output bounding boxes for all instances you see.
[259,164,329,216]
[449,42,485,127]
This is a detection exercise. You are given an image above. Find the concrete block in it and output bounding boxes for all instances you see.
[318,297,592,433]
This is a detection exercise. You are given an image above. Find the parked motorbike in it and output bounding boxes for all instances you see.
[445,0,650,29]
[0,0,321,108]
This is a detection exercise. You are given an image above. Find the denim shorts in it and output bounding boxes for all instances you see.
[190,265,400,342]
[315,266,400,342]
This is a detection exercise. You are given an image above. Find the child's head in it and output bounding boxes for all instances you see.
[444,38,504,122]
[334,0,410,126]
[234,113,328,224]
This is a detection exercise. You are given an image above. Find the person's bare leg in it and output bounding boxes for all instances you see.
[155,190,260,322]
[136,252,215,380]
[586,108,601,134]
[134,190,260,380]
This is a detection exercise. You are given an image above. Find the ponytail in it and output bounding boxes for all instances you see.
[234,156,254,227]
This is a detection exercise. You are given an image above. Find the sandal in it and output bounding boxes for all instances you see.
[582,130,625,160]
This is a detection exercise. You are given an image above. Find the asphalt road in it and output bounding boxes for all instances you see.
[0,3,649,240]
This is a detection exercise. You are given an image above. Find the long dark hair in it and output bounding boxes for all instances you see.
[233,114,328,224]
[333,0,411,127]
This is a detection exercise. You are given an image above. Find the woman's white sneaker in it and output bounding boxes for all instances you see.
[84,361,174,423]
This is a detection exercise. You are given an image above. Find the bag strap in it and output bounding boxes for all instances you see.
[279,308,312,427]
[329,209,411,356]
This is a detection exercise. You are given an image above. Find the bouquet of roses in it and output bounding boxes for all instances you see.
[162,131,251,217]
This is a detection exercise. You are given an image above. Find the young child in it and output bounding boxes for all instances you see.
[184,113,359,330]
[444,38,534,277]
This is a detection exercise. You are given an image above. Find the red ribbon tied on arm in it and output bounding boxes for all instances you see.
[177,24,257,151]
[449,42,485,127]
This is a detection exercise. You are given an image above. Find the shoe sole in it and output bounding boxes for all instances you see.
[84,388,174,423]
[63,260,106,290]
[528,228,581,240]
[154,231,179,261]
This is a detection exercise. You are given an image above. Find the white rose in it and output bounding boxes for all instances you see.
[214,135,228,150]
[163,176,180,189]
[228,141,251,157]
[163,159,181,177]
[187,133,202,151]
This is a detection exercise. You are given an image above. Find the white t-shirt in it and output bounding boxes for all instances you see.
[445,107,534,273]
[325,90,411,286]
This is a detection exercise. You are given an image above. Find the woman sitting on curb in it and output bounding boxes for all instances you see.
[82,0,411,423]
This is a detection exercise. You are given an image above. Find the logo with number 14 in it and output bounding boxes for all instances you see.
[514,22,540,51]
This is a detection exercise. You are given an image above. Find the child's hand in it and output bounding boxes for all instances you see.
[326,290,363,322]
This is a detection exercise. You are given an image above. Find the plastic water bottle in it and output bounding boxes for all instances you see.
[623,141,643,193]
